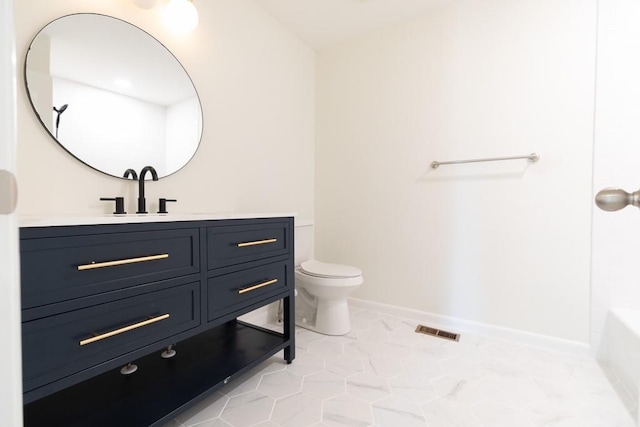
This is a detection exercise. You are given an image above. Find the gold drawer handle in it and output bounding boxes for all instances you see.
[77,254,169,271]
[237,238,277,248]
[238,279,278,295]
[79,314,170,346]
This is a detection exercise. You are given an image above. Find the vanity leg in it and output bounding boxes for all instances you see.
[283,295,295,364]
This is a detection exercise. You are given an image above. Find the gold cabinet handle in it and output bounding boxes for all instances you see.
[77,254,169,271]
[236,238,277,248]
[79,314,170,346]
[238,279,278,295]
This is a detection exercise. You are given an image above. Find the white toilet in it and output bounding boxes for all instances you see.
[295,221,363,335]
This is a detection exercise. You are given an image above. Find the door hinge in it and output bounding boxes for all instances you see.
[0,170,17,214]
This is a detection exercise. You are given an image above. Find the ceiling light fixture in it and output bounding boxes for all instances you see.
[163,0,199,34]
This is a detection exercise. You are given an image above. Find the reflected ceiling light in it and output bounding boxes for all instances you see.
[163,0,199,34]
[133,0,157,9]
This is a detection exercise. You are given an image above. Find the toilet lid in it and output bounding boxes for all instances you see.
[300,260,362,279]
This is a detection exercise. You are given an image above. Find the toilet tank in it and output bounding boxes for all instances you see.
[294,220,314,266]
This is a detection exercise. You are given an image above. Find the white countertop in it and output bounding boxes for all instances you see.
[19,213,296,228]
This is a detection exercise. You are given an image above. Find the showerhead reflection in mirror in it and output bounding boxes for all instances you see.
[52,104,68,138]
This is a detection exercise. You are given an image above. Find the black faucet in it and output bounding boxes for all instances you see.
[123,168,138,180]
[136,166,158,214]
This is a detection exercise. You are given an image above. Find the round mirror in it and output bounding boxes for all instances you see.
[24,13,203,179]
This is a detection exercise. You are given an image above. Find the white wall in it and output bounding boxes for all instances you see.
[316,0,596,343]
[15,0,315,218]
[591,0,640,354]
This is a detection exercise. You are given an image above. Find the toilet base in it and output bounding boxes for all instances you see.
[296,298,351,336]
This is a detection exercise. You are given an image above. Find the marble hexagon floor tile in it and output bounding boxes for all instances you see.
[271,392,322,427]
[375,341,415,359]
[325,353,365,377]
[343,339,378,358]
[474,371,548,409]
[364,354,405,378]
[302,371,346,399]
[258,370,304,399]
[161,308,637,427]
[323,394,375,427]
[388,372,440,405]
[431,375,484,405]
[308,339,345,358]
[372,395,428,427]
[346,372,392,402]
[438,356,486,380]
[472,400,537,427]
[422,397,483,427]
[284,351,325,377]
[295,329,327,348]
[219,391,275,426]
[356,328,391,345]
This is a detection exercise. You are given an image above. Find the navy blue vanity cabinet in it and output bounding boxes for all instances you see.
[20,223,203,403]
[207,221,290,269]
[21,227,200,309]
[207,261,290,321]
[23,279,201,399]
[206,220,293,321]
[21,217,295,427]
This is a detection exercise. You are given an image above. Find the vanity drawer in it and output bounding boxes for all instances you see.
[21,228,200,308]
[22,281,200,395]
[207,222,290,270]
[208,261,289,320]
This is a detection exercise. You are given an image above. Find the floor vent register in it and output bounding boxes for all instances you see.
[415,324,460,342]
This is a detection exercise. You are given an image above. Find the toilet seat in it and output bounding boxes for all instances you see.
[300,260,362,279]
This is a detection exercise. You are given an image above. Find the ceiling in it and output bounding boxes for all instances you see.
[253,0,452,50]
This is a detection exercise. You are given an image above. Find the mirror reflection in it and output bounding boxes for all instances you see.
[25,13,203,179]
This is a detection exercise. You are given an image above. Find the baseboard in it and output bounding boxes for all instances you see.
[349,297,592,357]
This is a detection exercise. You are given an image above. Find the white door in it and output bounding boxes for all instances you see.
[590,0,640,353]
[0,0,23,424]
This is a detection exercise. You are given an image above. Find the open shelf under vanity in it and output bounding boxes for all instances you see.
[24,320,287,427]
